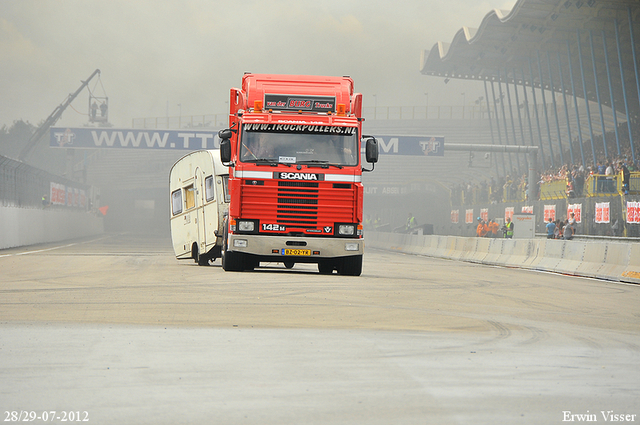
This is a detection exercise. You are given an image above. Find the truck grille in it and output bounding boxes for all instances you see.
[277,181,319,227]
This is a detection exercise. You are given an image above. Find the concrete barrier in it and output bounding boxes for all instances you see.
[420,236,437,256]
[483,239,504,265]
[433,236,448,258]
[0,206,104,250]
[580,242,609,279]
[503,239,534,269]
[449,237,468,261]
[494,239,517,265]
[468,238,490,263]
[554,240,586,276]
[368,231,639,285]
[531,240,564,272]
[406,233,425,256]
[596,242,630,282]
[622,244,640,285]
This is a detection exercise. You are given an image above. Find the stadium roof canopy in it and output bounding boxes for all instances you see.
[421,0,640,116]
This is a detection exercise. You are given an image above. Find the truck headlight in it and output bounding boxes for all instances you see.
[338,224,355,236]
[237,220,255,232]
[345,243,359,251]
[233,239,248,248]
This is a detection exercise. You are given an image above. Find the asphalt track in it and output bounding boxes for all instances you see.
[1,233,638,424]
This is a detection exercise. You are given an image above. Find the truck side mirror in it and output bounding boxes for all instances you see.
[218,128,233,163]
[365,137,378,164]
[218,128,233,140]
[361,136,378,172]
[220,139,231,164]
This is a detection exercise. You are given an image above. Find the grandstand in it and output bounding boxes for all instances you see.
[421,0,640,169]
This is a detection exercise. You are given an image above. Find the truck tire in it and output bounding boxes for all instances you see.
[318,260,335,275]
[222,249,244,271]
[338,255,362,276]
[221,219,244,272]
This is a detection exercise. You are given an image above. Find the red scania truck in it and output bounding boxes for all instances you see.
[217,73,378,275]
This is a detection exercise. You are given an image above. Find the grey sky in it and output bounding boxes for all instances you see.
[1,0,515,128]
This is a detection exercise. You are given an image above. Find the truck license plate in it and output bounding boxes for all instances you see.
[282,249,311,256]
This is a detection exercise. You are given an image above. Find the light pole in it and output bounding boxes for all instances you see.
[178,103,182,128]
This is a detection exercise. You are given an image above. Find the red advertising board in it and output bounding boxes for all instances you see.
[595,202,610,224]
[544,205,556,222]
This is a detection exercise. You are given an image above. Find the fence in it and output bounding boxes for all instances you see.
[0,155,91,209]
[131,114,228,129]
[132,103,568,128]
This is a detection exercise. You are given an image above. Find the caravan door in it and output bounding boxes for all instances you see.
[194,168,207,258]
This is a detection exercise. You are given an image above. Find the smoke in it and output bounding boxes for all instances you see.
[1,0,515,128]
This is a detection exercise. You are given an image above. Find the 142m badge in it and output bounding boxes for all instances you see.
[262,223,286,231]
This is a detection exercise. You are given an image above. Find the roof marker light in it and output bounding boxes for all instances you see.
[254,100,263,113]
[337,104,346,116]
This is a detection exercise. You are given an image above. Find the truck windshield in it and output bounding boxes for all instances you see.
[240,127,359,167]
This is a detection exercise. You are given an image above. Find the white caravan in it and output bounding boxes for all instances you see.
[169,150,229,265]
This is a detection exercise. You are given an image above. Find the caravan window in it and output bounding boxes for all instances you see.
[205,175,215,202]
[171,189,182,215]
[184,184,195,210]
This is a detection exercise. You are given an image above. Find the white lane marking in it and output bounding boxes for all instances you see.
[0,235,111,258]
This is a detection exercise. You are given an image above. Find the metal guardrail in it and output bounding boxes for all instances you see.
[539,179,568,200]
[451,172,640,205]
[537,172,640,200]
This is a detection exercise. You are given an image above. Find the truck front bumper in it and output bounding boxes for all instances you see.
[227,234,363,260]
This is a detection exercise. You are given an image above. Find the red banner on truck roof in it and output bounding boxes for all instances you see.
[264,94,336,113]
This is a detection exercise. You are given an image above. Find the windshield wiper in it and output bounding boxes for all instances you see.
[298,160,343,169]
[247,158,291,167]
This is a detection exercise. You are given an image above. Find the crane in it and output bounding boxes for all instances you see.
[19,69,101,162]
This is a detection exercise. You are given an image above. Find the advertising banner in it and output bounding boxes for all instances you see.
[626,201,640,224]
[544,204,556,222]
[451,209,459,224]
[264,94,336,113]
[567,203,582,223]
[50,127,219,150]
[50,182,66,206]
[49,182,86,208]
[595,202,610,224]
[504,206,514,222]
[465,209,474,224]
[480,208,489,222]
[521,205,534,214]
[374,135,445,156]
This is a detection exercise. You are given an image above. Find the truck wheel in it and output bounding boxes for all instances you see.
[244,256,257,271]
[338,255,362,276]
[318,260,334,275]
[284,261,294,269]
[221,219,246,272]
[222,248,244,271]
